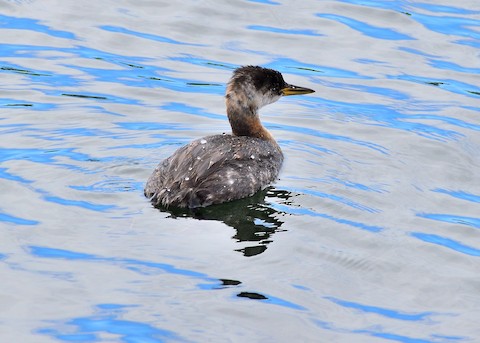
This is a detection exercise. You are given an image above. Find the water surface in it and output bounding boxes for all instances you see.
[1,1,480,342]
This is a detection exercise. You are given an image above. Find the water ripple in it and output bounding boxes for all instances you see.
[247,25,323,37]
[431,189,480,204]
[324,296,436,321]
[283,186,380,213]
[100,25,205,46]
[37,303,185,342]
[0,212,39,226]
[2,2,479,341]
[411,233,480,257]
[317,13,414,40]
[416,213,480,229]
[0,13,76,39]
[271,203,384,233]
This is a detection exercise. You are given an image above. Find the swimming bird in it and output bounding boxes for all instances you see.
[145,66,314,208]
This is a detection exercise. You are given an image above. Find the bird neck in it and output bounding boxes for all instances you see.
[226,102,275,142]
[225,82,278,144]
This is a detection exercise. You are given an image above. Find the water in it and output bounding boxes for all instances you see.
[1,0,479,342]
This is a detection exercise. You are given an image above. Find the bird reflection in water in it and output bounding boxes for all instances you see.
[156,187,293,257]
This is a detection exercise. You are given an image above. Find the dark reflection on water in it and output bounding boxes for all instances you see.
[154,188,292,257]
[237,291,268,300]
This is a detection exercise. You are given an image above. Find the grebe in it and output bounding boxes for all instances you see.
[145,66,314,208]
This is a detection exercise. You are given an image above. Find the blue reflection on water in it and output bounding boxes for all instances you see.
[115,121,188,132]
[393,75,480,99]
[410,3,480,15]
[0,98,56,110]
[267,57,372,79]
[50,89,141,105]
[358,331,457,343]
[0,145,119,213]
[29,245,212,279]
[60,61,223,95]
[417,213,480,229]
[38,303,185,343]
[52,128,117,138]
[324,296,435,321]
[313,318,456,343]
[100,25,204,46]
[317,14,413,40]
[238,293,307,311]
[168,54,236,70]
[42,194,117,212]
[397,47,440,58]
[431,189,480,204]
[161,102,225,120]
[248,25,323,36]
[0,147,94,164]
[0,42,155,72]
[282,186,380,213]
[454,39,480,49]
[336,0,480,45]
[1,61,80,87]
[412,13,480,40]
[0,167,32,183]
[276,122,389,154]
[70,177,143,193]
[30,246,309,312]
[316,79,410,101]
[411,233,480,257]
[0,14,76,39]
[304,97,468,142]
[247,0,280,5]
[0,212,39,225]
[271,203,383,233]
[428,60,480,75]
[337,0,403,11]
[406,114,480,132]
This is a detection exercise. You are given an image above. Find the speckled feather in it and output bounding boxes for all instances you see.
[145,134,283,208]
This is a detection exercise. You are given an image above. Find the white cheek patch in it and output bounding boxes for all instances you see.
[247,86,281,108]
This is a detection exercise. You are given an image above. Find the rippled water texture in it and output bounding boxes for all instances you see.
[1,1,480,342]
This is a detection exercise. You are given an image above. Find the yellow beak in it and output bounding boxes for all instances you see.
[281,84,315,96]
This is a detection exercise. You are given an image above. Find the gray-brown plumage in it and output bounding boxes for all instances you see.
[145,66,314,208]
